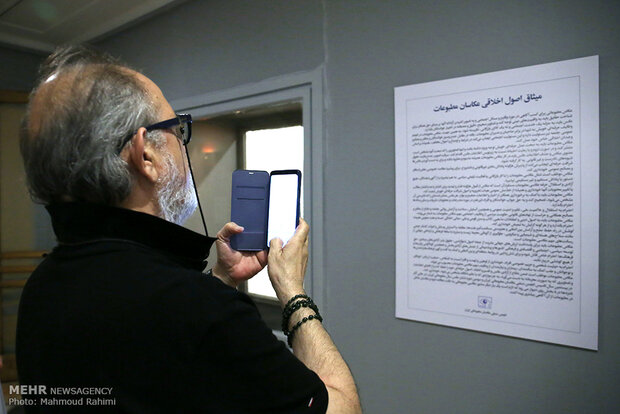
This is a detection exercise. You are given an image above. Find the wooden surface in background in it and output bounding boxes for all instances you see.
[0,90,28,104]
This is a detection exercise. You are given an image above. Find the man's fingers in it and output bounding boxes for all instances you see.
[217,222,244,242]
[269,237,284,252]
[288,218,309,246]
[256,250,269,267]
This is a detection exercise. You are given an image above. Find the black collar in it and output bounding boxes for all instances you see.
[46,203,216,271]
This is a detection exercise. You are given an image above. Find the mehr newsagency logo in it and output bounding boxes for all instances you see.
[8,385,116,407]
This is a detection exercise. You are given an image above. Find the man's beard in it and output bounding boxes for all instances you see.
[156,151,198,225]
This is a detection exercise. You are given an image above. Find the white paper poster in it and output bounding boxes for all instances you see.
[394,56,598,349]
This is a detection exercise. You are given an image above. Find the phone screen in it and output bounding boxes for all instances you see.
[267,171,301,247]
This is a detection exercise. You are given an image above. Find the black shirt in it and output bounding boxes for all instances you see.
[16,203,328,413]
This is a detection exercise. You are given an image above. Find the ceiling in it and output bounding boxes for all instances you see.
[0,0,184,53]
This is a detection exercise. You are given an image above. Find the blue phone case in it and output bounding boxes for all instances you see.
[230,170,270,251]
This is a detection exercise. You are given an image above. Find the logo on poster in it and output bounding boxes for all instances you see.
[478,296,492,309]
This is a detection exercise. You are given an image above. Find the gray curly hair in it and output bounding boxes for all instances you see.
[20,44,164,206]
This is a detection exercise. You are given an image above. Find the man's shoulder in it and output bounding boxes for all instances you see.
[25,239,247,316]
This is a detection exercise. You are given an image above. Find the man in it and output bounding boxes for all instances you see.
[16,45,361,413]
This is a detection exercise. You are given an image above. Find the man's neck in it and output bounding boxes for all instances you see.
[118,178,162,219]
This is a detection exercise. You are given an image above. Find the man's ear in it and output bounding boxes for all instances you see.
[126,127,160,183]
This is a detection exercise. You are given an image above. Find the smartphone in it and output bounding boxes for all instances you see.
[230,170,270,251]
[267,170,301,247]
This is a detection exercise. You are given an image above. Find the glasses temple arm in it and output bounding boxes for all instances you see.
[184,145,209,237]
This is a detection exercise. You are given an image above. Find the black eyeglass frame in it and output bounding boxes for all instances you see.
[118,113,193,152]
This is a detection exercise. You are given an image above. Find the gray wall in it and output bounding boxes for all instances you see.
[0,46,44,91]
[99,0,325,102]
[96,0,617,412]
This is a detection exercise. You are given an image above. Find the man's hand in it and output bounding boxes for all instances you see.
[267,218,310,306]
[212,222,268,288]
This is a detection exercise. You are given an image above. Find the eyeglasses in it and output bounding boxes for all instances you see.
[118,113,192,152]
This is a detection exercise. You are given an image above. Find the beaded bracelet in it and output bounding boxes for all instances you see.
[281,300,320,334]
[281,294,323,344]
[282,298,319,321]
[283,294,311,311]
[282,295,313,326]
[282,295,319,333]
[287,313,323,347]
